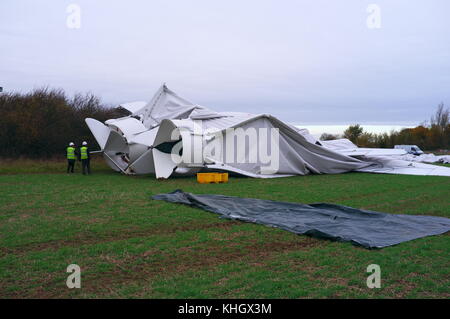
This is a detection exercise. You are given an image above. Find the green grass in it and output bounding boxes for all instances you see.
[0,157,111,174]
[0,161,449,298]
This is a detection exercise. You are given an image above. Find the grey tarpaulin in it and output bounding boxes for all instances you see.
[152,190,450,249]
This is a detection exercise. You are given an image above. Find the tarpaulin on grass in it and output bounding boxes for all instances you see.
[152,190,450,249]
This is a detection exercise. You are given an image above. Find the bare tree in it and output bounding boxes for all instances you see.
[430,102,449,132]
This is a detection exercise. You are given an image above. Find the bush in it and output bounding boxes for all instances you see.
[0,87,122,158]
[343,124,363,143]
[350,104,449,150]
[319,133,340,141]
[322,104,449,151]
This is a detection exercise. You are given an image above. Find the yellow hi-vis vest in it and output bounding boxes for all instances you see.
[80,146,88,160]
[66,147,76,160]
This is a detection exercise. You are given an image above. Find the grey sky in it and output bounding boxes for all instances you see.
[1,0,449,125]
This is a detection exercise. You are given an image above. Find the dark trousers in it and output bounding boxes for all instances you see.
[81,159,91,175]
[67,159,75,173]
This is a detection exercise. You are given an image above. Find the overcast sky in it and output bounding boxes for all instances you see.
[1,0,449,125]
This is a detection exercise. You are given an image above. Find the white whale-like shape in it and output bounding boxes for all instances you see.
[85,118,110,150]
[103,131,130,173]
[85,84,450,178]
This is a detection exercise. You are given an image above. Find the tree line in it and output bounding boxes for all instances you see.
[320,103,450,151]
[0,88,126,158]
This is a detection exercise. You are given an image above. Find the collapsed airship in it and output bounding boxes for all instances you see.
[85,84,450,178]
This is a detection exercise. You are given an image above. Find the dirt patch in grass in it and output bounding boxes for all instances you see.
[6,235,322,298]
[77,236,322,296]
[0,220,242,257]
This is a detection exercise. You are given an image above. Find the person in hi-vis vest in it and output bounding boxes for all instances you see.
[79,141,91,175]
[66,142,77,173]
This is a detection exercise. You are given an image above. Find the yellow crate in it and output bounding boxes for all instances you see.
[197,173,229,184]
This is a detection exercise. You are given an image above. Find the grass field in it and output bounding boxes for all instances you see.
[0,160,449,298]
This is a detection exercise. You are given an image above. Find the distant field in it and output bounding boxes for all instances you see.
[0,157,111,174]
[0,160,449,298]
